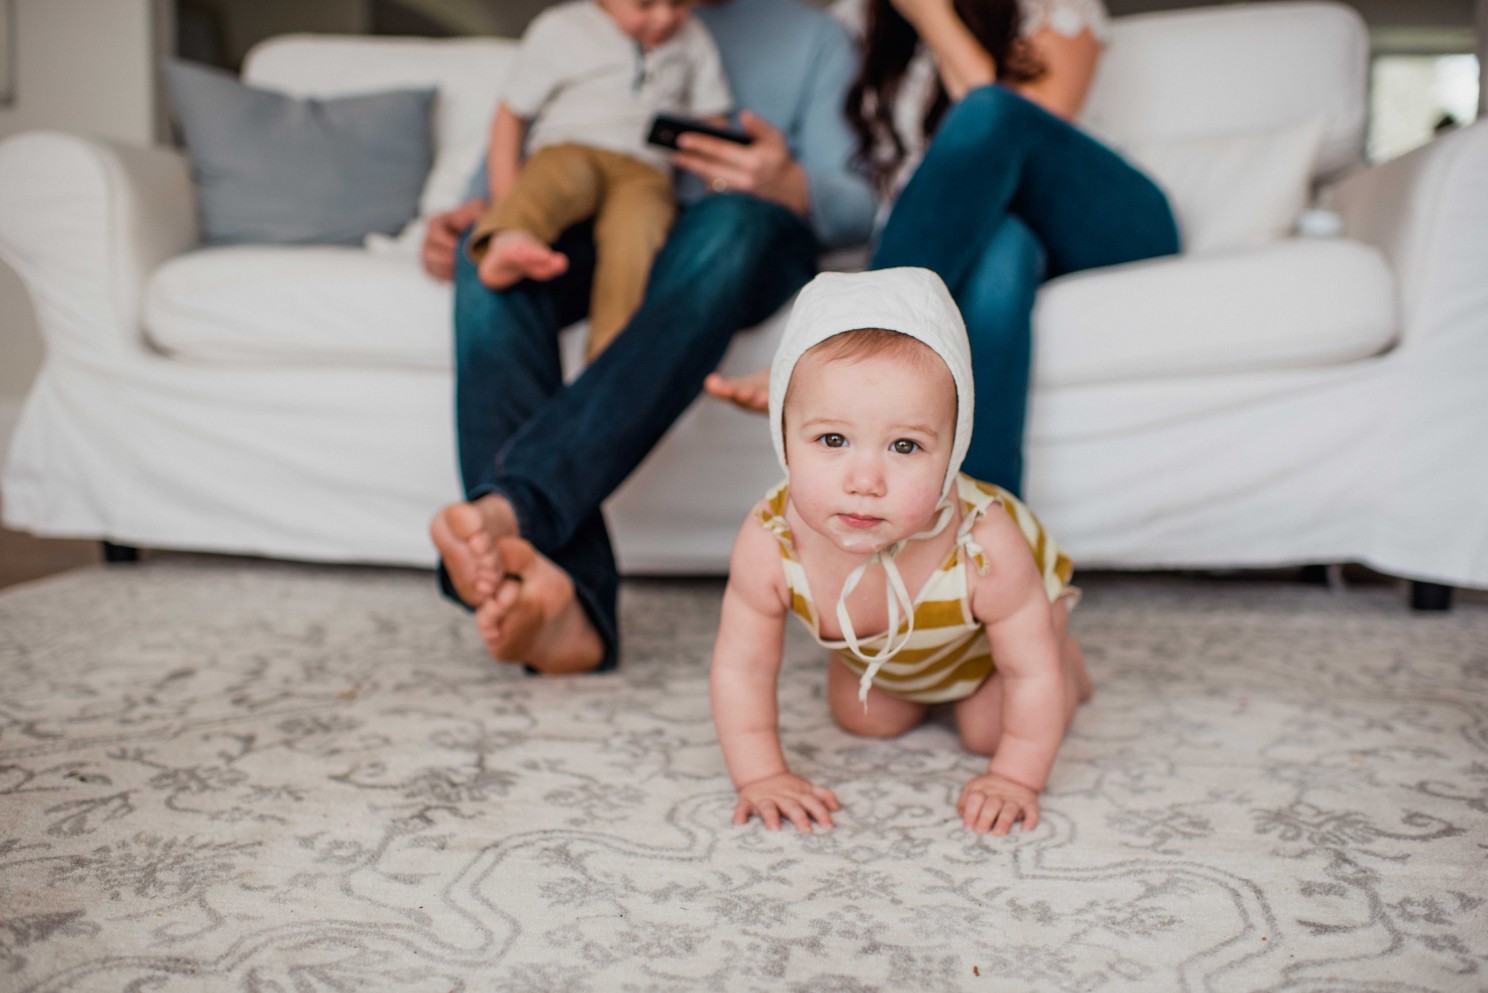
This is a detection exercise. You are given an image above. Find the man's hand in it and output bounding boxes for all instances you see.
[734,772,841,833]
[670,111,811,217]
[957,771,1040,835]
[420,198,488,282]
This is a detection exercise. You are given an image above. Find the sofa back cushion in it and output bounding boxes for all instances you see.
[1080,1,1367,179]
[163,59,435,246]
[243,35,516,220]
[240,1,1368,244]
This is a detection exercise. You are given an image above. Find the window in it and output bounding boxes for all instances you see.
[1368,53,1480,163]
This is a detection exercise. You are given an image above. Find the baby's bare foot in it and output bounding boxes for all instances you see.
[475,536,605,673]
[429,495,517,606]
[703,369,769,414]
[477,230,569,289]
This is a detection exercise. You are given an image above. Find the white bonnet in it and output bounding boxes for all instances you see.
[768,267,974,499]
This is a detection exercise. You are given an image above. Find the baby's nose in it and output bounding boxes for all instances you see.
[845,457,886,495]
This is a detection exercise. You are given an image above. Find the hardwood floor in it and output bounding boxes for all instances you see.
[0,499,100,591]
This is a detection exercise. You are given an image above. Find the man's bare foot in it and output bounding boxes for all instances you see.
[703,368,769,414]
[477,230,569,289]
[475,536,605,673]
[429,495,519,607]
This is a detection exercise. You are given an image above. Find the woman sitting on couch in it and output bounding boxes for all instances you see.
[706,0,1180,496]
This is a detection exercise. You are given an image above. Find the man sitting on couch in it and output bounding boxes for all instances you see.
[423,0,877,673]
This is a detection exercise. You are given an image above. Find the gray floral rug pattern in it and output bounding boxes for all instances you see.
[1,559,1485,992]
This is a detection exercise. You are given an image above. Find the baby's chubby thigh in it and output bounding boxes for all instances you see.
[827,657,928,738]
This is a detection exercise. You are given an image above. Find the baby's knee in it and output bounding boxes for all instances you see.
[831,701,921,739]
[958,725,1000,757]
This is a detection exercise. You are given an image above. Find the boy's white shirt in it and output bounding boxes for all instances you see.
[502,0,734,172]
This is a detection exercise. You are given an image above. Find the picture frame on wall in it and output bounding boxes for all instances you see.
[0,0,12,106]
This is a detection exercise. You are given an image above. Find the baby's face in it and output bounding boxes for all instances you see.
[784,348,956,556]
[598,0,691,49]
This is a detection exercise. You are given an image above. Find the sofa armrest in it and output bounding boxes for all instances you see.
[0,131,197,361]
[1328,120,1488,346]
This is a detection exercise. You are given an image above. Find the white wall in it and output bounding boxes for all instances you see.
[186,0,369,68]
[0,0,169,461]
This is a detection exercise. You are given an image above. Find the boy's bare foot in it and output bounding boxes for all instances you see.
[475,536,605,673]
[429,494,519,607]
[477,230,569,289]
[703,368,770,414]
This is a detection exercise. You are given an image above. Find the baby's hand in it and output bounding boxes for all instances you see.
[734,773,841,833]
[957,772,1040,835]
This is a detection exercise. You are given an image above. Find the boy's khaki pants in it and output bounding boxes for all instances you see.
[470,143,675,360]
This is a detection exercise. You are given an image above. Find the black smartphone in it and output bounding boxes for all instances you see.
[646,113,753,150]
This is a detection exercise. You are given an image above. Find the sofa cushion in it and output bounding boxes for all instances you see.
[1122,116,1325,254]
[1033,238,1396,388]
[162,59,436,246]
[1079,2,1368,179]
[243,36,517,221]
[145,246,453,368]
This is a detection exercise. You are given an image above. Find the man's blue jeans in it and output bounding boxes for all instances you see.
[447,194,819,669]
[873,85,1180,494]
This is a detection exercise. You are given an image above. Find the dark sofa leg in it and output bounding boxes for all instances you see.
[101,541,140,564]
[1410,581,1454,612]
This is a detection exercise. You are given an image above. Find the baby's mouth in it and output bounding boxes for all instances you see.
[837,513,884,530]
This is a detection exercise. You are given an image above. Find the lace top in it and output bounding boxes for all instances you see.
[1018,0,1110,42]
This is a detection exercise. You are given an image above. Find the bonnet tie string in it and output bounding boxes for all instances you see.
[835,499,956,707]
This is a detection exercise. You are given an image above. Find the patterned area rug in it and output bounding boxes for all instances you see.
[1,559,1485,993]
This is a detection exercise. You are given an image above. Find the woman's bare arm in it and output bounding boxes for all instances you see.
[1015,25,1102,121]
[891,0,997,100]
[892,0,1102,121]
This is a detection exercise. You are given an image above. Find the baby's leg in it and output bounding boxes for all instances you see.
[479,231,569,289]
[827,657,928,738]
[587,158,675,359]
[1061,599,1092,706]
[473,144,600,289]
[952,671,1005,756]
[954,597,1090,755]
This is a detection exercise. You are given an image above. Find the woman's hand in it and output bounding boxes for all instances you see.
[670,111,811,217]
[957,771,1040,835]
[420,198,487,282]
[734,772,842,832]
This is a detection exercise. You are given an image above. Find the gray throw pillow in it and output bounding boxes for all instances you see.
[162,58,435,246]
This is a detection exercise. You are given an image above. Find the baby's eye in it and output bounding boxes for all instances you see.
[818,433,847,448]
[891,439,920,455]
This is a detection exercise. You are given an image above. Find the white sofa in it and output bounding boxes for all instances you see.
[2,2,1486,599]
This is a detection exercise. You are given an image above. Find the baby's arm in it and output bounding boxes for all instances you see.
[961,510,1069,833]
[711,512,841,832]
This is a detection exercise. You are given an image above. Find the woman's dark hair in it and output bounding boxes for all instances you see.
[847,0,1045,195]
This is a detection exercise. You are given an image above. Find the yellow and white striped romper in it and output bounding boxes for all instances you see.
[759,473,1076,704]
